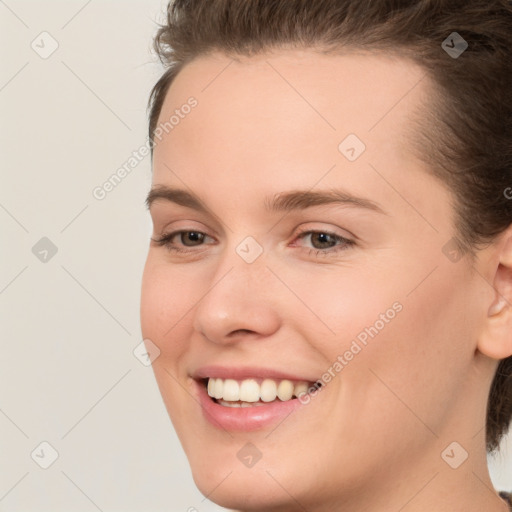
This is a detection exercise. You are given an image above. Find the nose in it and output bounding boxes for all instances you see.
[192,251,281,345]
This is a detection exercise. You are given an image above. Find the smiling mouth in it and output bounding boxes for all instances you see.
[202,377,322,407]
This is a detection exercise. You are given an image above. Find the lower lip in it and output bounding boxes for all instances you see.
[195,380,306,432]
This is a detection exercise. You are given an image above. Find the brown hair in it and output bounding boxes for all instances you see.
[147,0,512,452]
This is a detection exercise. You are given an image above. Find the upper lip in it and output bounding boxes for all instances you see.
[192,365,319,383]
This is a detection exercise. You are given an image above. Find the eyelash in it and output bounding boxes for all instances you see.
[151,228,355,257]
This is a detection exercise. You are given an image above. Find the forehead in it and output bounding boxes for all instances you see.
[152,49,436,210]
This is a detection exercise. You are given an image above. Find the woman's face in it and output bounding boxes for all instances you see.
[140,50,496,510]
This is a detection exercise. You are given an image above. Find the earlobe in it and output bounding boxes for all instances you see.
[479,286,512,360]
[478,230,512,360]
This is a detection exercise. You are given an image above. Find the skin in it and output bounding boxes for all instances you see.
[140,49,512,512]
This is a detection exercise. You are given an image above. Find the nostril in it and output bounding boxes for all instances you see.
[230,329,253,336]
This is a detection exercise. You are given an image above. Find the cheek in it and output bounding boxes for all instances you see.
[140,256,197,359]
[342,262,481,439]
[290,254,481,441]
[284,263,404,355]
[140,259,198,436]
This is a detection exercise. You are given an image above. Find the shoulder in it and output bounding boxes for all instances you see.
[499,491,512,511]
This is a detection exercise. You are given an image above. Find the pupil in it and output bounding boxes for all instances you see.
[183,231,203,246]
[314,233,334,248]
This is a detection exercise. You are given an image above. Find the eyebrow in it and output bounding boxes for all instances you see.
[145,185,386,215]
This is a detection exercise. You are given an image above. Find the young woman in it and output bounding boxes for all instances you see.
[140,1,512,510]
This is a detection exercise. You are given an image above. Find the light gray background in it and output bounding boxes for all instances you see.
[0,1,510,511]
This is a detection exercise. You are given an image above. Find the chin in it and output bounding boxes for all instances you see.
[191,467,296,512]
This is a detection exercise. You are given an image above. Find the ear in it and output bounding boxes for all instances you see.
[478,227,512,360]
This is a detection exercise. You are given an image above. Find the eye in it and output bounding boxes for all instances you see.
[151,228,355,257]
[293,229,354,257]
[151,230,213,253]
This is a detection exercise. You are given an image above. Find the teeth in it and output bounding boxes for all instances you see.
[240,379,260,402]
[223,379,239,401]
[214,378,223,399]
[206,377,315,404]
[277,379,294,401]
[218,399,267,407]
[260,379,277,402]
[207,378,215,397]
[293,381,309,397]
